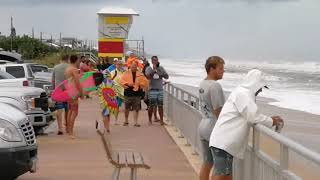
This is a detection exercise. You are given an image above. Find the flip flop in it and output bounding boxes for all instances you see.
[160,122,167,126]
[123,122,129,126]
[134,124,141,127]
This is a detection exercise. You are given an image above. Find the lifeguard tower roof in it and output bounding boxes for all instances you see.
[97,7,139,16]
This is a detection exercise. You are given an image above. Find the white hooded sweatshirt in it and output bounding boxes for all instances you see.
[209,69,273,159]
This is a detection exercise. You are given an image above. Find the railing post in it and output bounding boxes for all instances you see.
[188,94,191,106]
[195,98,200,110]
[280,144,289,180]
[181,91,185,102]
[175,87,179,98]
[251,127,260,180]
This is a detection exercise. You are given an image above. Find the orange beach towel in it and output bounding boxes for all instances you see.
[120,70,149,91]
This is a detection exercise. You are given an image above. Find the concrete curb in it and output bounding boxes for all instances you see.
[163,119,201,175]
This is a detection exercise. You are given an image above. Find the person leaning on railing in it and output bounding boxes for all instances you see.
[209,69,284,180]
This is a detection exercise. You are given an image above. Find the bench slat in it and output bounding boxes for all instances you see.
[118,151,128,166]
[133,152,144,166]
[112,152,119,163]
[125,151,135,166]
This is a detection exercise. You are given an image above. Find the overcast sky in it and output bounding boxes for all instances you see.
[0,0,319,61]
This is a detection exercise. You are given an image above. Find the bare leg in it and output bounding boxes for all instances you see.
[148,106,154,125]
[200,163,213,180]
[64,109,68,127]
[66,110,72,134]
[103,115,110,132]
[68,109,78,139]
[114,112,119,125]
[68,101,79,139]
[154,106,160,122]
[158,106,165,125]
[124,109,129,125]
[56,109,63,134]
[134,110,139,125]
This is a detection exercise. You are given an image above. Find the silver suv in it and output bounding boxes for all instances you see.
[0,102,37,179]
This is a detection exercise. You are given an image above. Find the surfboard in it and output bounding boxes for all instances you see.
[51,71,103,102]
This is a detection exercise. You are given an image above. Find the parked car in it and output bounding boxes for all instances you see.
[0,69,34,87]
[0,87,54,134]
[0,102,38,180]
[28,63,49,73]
[0,63,52,89]
[29,63,53,89]
[0,63,34,87]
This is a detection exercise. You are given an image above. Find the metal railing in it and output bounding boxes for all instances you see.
[163,83,320,180]
[77,52,98,64]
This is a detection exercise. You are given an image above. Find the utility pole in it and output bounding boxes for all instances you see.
[32,27,34,39]
[50,34,53,48]
[142,36,145,57]
[10,16,13,52]
[59,32,62,47]
[40,32,42,42]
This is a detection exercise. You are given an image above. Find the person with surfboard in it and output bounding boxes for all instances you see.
[64,55,84,139]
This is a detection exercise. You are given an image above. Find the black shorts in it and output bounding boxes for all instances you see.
[125,96,141,111]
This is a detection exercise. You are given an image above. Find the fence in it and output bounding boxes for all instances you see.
[163,83,320,180]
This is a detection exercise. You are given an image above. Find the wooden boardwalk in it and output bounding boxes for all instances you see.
[19,97,198,180]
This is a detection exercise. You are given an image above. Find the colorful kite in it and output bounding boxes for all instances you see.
[98,79,119,117]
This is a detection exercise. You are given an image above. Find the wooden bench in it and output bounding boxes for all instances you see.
[97,130,151,180]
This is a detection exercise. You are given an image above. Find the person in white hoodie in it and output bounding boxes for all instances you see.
[209,69,284,180]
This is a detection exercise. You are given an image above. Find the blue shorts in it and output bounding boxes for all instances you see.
[148,90,163,106]
[55,102,68,111]
[210,147,233,176]
[102,108,110,117]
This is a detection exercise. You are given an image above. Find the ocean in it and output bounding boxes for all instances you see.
[161,58,320,115]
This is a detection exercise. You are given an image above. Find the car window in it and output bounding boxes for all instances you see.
[26,65,34,77]
[30,65,49,73]
[6,66,25,78]
[0,70,15,79]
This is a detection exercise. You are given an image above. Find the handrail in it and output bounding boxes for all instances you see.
[255,124,320,164]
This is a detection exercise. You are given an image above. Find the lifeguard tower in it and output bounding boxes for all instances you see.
[97,7,142,59]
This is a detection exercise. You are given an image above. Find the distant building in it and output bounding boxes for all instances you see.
[61,37,82,49]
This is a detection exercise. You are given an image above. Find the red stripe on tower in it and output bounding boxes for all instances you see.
[98,41,124,54]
